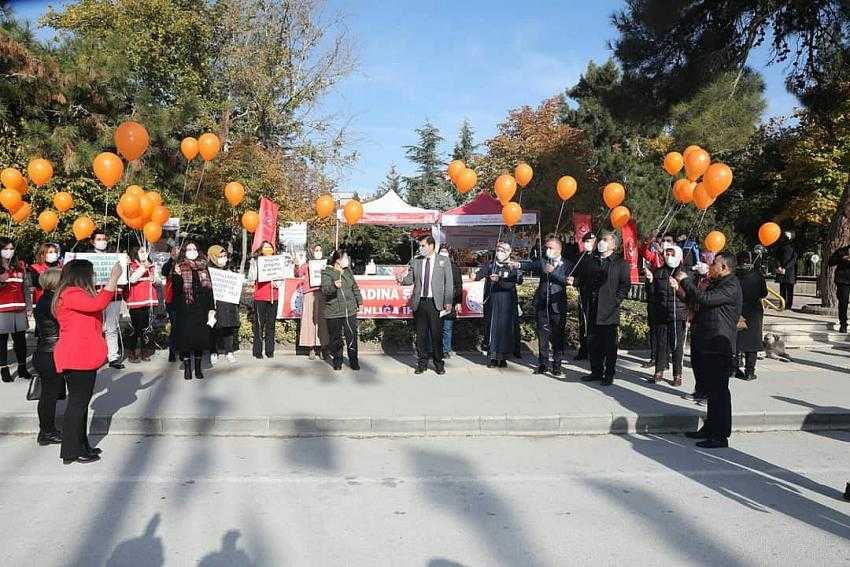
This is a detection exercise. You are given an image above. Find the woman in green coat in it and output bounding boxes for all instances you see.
[321,248,363,370]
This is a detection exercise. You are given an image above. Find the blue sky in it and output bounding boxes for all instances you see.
[12,0,798,195]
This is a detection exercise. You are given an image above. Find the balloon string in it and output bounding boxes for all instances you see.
[179,161,208,247]
[554,200,567,235]
[179,160,193,206]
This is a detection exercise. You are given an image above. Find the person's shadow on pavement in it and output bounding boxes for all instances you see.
[90,371,163,443]
[106,513,164,567]
[198,530,255,567]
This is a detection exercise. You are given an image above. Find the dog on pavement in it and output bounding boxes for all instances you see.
[763,333,793,362]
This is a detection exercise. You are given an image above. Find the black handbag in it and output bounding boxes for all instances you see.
[26,374,42,401]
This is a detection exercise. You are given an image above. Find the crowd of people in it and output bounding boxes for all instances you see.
[1,225,849,463]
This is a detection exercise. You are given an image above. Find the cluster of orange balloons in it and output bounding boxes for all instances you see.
[601,182,630,229]
[116,185,170,243]
[0,161,50,224]
[182,134,221,162]
[663,146,733,208]
[447,160,478,194]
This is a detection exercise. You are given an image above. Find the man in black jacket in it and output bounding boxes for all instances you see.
[576,231,631,386]
[573,232,597,361]
[672,251,742,449]
[828,245,850,333]
[515,235,574,376]
[774,230,797,310]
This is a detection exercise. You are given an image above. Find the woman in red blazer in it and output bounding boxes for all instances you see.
[53,259,123,465]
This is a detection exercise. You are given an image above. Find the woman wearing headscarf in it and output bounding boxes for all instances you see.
[171,241,214,380]
[476,242,522,368]
[321,248,362,370]
[735,251,768,381]
[207,245,241,365]
[0,237,31,382]
[297,243,329,360]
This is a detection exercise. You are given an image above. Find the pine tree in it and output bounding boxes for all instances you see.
[452,119,478,162]
[403,120,456,208]
[375,164,401,197]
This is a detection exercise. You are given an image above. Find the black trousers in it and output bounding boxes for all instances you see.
[327,316,358,364]
[647,307,656,361]
[34,352,64,434]
[61,370,97,460]
[836,284,850,327]
[690,347,707,398]
[780,282,795,310]
[536,307,566,366]
[127,307,150,351]
[697,351,734,440]
[738,351,757,374]
[166,303,177,356]
[653,320,686,375]
[415,298,443,368]
[0,331,27,368]
[576,297,588,356]
[589,324,618,378]
[252,301,277,357]
[212,326,237,355]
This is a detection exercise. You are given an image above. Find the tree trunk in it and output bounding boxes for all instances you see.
[821,178,850,307]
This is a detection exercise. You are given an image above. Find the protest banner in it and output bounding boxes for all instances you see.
[208,268,245,304]
[256,255,293,282]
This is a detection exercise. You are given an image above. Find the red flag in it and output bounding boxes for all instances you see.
[621,219,640,284]
[573,212,592,243]
[251,197,279,253]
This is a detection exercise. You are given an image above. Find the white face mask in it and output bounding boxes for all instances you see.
[339,257,350,269]
[1,249,13,260]
[185,249,199,261]
[418,246,427,257]
[93,240,108,251]
[545,248,559,260]
[495,250,508,262]
[439,249,449,257]
[313,250,323,260]
[597,240,610,254]
[138,251,149,262]
[46,252,59,264]
[216,256,228,267]
[666,256,681,269]
[583,241,594,252]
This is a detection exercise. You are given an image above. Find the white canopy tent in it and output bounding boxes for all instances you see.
[336,190,440,225]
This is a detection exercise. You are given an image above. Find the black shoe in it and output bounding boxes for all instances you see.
[17,365,31,380]
[532,366,548,375]
[253,353,263,360]
[551,366,562,377]
[194,359,204,380]
[108,361,125,370]
[350,359,360,371]
[600,377,613,386]
[742,372,757,381]
[696,438,728,449]
[85,446,103,456]
[63,454,101,465]
[498,360,507,368]
[168,350,177,362]
[265,352,274,359]
[0,366,11,383]
[581,374,602,382]
[684,429,710,439]
[333,361,343,371]
[37,432,61,446]
[735,368,745,379]
[844,482,850,502]
[414,366,426,375]
[435,366,446,375]
[840,325,848,334]
[183,359,193,380]
[487,360,498,368]
[513,352,522,359]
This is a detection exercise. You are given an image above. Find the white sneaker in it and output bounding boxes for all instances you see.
[226,353,236,364]
[210,353,218,366]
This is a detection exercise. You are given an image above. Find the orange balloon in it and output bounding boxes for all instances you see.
[114,121,150,161]
[224,182,245,207]
[502,202,523,227]
[13,175,27,194]
[662,152,684,176]
[93,152,124,188]
[72,216,95,241]
[11,202,31,224]
[684,148,710,181]
[126,184,145,197]
[27,158,54,186]
[0,188,22,211]
[456,168,478,193]
[146,191,162,206]
[610,205,631,229]
[704,230,726,253]
[151,205,170,225]
[119,193,141,217]
[241,210,260,232]
[1,168,24,191]
[119,205,146,230]
[602,182,625,208]
[181,137,199,161]
[672,179,695,204]
[494,174,517,204]
[53,191,74,213]
[515,163,533,188]
[703,162,733,198]
[447,160,465,182]
[692,182,715,210]
[198,133,221,161]
[139,194,156,220]
[38,209,59,232]
[143,221,163,243]
[315,194,335,218]
[556,176,577,201]
[343,200,363,225]
[758,222,781,247]
[682,145,702,159]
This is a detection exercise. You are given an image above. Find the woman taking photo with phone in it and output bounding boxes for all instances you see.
[321,248,362,371]
[53,259,123,464]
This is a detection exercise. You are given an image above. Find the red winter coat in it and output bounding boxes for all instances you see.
[53,287,113,372]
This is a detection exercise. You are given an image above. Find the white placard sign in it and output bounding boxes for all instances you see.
[257,255,291,282]
[208,268,245,305]
[308,259,327,288]
[68,253,129,285]
[279,222,307,252]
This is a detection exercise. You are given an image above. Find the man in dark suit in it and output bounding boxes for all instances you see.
[576,231,631,385]
[398,235,454,375]
[672,251,743,449]
[774,229,797,310]
[514,235,574,376]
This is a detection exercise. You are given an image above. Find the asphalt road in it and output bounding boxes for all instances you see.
[0,431,847,566]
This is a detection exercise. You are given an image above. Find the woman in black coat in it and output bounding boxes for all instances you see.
[32,267,64,446]
[644,245,688,386]
[736,251,768,380]
[476,242,522,368]
[171,241,214,380]
[774,230,797,310]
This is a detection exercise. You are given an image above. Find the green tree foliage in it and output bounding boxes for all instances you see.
[403,120,456,209]
[375,164,401,198]
[451,119,478,163]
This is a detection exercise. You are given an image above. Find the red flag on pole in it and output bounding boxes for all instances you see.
[251,197,279,253]
[573,212,593,244]
[621,219,640,284]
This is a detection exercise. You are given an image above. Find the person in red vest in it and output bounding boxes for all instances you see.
[0,237,32,382]
[29,242,62,305]
[53,258,124,464]
[126,246,160,363]
[248,240,281,359]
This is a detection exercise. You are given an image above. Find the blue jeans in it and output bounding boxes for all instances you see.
[442,318,454,353]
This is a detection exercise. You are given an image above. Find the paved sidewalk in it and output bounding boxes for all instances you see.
[1,346,848,437]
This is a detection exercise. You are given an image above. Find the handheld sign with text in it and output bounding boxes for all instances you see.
[208,268,245,304]
[308,259,327,288]
[67,253,129,285]
[257,255,293,282]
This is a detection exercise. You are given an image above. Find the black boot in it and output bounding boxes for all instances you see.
[17,364,31,380]
[183,358,193,380]
[1,366,11,383]
[349,356,360,371]
[168,349,177,362]
[194,356,204,379]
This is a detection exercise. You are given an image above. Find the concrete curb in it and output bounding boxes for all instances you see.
[1,411,848,438]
